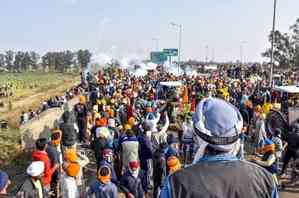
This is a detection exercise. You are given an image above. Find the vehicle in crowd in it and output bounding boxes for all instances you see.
[266,85,299,140]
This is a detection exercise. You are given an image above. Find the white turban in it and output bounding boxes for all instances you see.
[27,161,45,177]
[192,98,243,163]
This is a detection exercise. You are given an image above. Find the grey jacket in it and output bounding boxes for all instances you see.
[17,178,43,198]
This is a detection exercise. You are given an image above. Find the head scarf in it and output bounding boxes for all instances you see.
[51,130,62,146]
[167,156,182,174]
[97,166,111,184]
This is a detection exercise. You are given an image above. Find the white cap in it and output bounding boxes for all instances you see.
[27,161,45,177]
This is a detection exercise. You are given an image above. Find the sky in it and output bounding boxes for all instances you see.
[0,0,299,62]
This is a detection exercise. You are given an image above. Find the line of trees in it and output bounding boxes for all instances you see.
[0,49,92,72]
[262,18,299,69]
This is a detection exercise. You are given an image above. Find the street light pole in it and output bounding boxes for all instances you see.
[178,24,182,74]
[171,22,182,75]
[240,41,247,66]
[205,45,209,63]
[270,0,277,87]
[240,45,243,64]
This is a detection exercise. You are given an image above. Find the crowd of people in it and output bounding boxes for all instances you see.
[19,86,83,126]
[1,66,299,198]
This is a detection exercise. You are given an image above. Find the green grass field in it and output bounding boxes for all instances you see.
[0,72,80,101]
[0,72,80,125]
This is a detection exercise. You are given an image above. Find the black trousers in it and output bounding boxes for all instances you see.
[77,118,86,142]
[281,149,297,174]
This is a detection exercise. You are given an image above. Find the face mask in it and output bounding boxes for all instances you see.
[129,168,140,178]
[104,155,113,163]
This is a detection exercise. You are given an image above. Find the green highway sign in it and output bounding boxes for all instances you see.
[150,51,167,64]
[163,48,178,56]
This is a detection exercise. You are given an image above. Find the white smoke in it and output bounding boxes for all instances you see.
[164,61,183,76]
[131,67,148,77]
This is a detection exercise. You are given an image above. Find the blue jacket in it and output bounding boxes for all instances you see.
[138,135,153,171]
[87,180,118,198]
[160,154,279,198]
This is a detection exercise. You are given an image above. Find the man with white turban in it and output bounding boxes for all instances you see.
[18,161,45,198]
[160,98,279,198]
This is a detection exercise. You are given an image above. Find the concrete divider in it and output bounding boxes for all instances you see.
[19,97,79,149]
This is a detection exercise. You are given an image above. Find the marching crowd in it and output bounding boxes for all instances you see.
[1,66,299,198]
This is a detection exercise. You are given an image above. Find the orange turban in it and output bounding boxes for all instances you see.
[108,109,115,118]
[128,117,135,126]
[51,130,62,146]
[167,156,181,174]
[124,124,132,131]
[98,118,108,127]
[182,86,189,104]
[66,162,80,177]
[79,95,86,104]
[64,149,78,162]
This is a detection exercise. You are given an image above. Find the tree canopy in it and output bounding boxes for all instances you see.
[0,49,92,72]
[262,18,299,69]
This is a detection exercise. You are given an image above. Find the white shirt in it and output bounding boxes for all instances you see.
[61,175,80,198]
[182,121,194,140]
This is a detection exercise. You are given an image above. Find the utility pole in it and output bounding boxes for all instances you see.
[270,0,277,87]
[205,45,209,63]
[170,22,183,75]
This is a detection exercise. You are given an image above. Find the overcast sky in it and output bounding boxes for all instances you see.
[1,0,299,62]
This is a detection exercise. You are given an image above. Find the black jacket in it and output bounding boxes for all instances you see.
[168,160,276,198]
[153,147,166,188]
[120,170,149,198]
[60,111,77,147]
[287,132,299,151]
